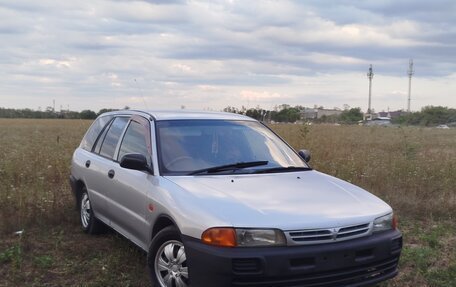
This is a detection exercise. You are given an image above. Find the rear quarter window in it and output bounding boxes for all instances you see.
[80,115,113,151]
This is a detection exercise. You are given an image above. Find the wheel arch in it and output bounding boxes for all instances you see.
[151,214,179,242]
[147,216,189,287]
[74,179,86,210]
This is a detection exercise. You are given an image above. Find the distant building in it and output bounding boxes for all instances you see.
[301,108,318,120]
[365,117,392,126]
[300,108,342,120]
[317,108,342,118]
[377,110,406,119]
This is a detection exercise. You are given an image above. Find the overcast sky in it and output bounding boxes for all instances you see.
[0,0,455,112]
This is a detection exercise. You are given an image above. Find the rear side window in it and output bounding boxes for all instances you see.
[99,117,129,159]
[80,116,113,151]
[118,121,151,165]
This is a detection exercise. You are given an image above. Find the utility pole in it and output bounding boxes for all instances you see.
[407,59,414,113]
[367,64,374,119]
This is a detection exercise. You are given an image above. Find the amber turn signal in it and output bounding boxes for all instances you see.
[392,215,398,230]
[201,227,237,247]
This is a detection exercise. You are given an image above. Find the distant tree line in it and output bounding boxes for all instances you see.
[392,106,456,126]
[224,104,303,123]
[224,105,455,126]
[223,105,364,124]
[1,105,454,126]
[0,107,127,120]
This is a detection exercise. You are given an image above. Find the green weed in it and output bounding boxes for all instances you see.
[426,263,456,287]
[0,245,21,265]
[33,255,53,268]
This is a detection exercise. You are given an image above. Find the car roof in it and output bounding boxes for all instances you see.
[100,109,256,121]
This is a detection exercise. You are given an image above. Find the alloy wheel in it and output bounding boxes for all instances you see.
[154,240,189,287]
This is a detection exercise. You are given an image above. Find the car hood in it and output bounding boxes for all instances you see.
[164,170,392,230]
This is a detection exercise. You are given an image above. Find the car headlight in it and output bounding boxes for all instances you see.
[201,227,286,247]
[373,213,397,233]
[236,229,286,247]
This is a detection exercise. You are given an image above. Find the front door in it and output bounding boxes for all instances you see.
[107,116,155,249]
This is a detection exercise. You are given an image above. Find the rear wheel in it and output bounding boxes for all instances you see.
[79,187,105,234]
[148,226,189,287]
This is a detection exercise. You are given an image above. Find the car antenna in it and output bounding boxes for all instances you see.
[134,78,149,110]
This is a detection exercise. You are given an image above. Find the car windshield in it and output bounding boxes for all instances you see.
[156,120,309,175]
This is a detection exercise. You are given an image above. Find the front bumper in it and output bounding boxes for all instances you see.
[183,229,402,287]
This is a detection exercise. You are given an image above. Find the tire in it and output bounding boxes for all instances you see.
[148,226,190,287]
[79,187,105,234]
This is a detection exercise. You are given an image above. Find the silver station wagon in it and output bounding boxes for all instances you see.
[70,110,402,287]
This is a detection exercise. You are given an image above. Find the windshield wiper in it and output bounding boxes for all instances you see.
[189,161,269,175]
[251,166,312,174]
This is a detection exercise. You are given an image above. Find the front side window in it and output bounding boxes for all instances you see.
[99,117,129,159]
[156,120,308,175]
[118,121,151,165]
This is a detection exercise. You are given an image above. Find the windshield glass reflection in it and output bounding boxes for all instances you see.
[156,120,308,175]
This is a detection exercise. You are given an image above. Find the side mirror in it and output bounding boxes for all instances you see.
[298,149,311,163]
[120,153,153,174]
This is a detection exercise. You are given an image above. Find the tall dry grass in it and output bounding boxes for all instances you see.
[0,119,91,233]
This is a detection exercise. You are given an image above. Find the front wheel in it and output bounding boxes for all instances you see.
[148,226,190,287]
[79,188,105,234]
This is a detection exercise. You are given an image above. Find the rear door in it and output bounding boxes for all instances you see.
[74,115,113,223]
[87,116,129,224]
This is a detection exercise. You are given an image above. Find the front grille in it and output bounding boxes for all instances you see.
[232,255,399,287]
[337,224,370,239]
[287,223,371,245]
[289,230,333,242]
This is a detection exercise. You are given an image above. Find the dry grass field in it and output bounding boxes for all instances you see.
[0,119,455,286]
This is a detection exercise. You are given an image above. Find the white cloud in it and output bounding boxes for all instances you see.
[171,63,193,73]
[38,58,77,68]
[198,85,219,91]
[303,53,367,65]
[240,90,286,100]
[94,1,188,23]
[258,18,429,48]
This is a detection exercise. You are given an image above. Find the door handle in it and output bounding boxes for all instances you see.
[108,169,115,179]
[85,160,91,168]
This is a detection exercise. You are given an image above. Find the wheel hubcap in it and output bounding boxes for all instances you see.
[155,240,189,287]
[80,193,91,228]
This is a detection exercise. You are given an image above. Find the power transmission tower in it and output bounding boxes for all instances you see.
[367,64,374,119]
[407,59,414,113]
